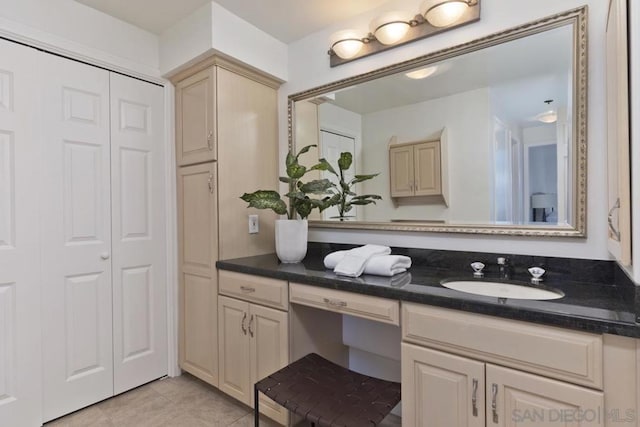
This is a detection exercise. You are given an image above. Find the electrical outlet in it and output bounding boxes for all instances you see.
[248,214,259,234]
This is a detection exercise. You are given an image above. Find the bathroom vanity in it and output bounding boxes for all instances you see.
[216,245,639,427]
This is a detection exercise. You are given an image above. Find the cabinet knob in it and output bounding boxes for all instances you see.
[208,174,214,194]
[471,378,478,417]
[491,383,499,423]
[100,252,110,260]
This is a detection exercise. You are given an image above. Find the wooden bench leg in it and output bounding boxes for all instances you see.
[254,384,260,427]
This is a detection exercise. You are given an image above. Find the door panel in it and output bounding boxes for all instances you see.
[41,53,113,422]
[402,343,485,427]
[176,68,215,165]
[487,364,603,427]
[390,146,414,197]
[414,141,441,196]
[250,304,289,424]
[218,296,251,405]
[110,73,167,394]
[0,38,41,427]
[178,162,218,386]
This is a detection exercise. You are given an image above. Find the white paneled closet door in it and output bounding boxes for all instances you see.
[0,39,42,427]
[109,73,167,394]
[41,54,113,422]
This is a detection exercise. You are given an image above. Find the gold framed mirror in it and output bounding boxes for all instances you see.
[289,6,587,237]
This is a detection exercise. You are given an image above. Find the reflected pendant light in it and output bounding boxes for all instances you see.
[330,29,365,59]
[420,0,473,28]
[370,11,413,45]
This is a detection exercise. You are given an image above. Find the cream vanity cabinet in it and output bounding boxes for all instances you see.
[389,137,448,205]
[173,57,279,388]
[218,271,289,425]
[401,303,612,427]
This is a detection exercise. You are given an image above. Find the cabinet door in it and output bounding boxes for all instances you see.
[176,67,215,166]
[414,141,442,196]
[110,73,167,394]
[41,54,114,422]
[250,304,289,425]
[218,296,251,405]
[486,364,603,427]
[0,39,42,427]
[390,145,415,197]
[606,0,631,266]
[402,343,485,427]
[178,163,218,385]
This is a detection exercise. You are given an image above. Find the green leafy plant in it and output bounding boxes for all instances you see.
[316,152,382,219]
[240,145,336,219]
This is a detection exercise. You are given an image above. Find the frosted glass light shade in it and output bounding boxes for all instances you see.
[535,110,558,123]
[421,0,469,28]
[370,11,412,45]
[330,29,364,59]
[405,65,438,79]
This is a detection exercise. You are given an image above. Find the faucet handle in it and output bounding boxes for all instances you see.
[497,257,507,265]
[471,262,485,278]
[528,267,546,284]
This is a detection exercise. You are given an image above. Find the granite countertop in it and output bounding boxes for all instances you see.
[216,250,640,338]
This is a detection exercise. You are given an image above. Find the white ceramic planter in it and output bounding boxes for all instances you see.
[275,219,308,263]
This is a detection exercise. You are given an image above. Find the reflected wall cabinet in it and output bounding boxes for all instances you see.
[389,136,449,205]
[172,57,280,389]
[0,38,168,427]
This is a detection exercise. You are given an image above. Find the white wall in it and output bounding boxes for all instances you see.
[361,88,492,223]
[629,1,640,282]
[160,1,288,81]
[283,0,610,260]
[0,0,160,79]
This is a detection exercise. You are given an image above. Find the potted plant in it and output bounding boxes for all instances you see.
[317,152,381,220]
[240,145,335,263]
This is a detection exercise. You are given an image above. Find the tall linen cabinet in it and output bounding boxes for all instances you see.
[174,57,280,387]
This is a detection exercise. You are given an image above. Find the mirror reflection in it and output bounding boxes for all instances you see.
[294,17,583,232]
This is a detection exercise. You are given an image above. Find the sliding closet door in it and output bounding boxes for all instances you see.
[109,73,168,394]
[0,39,42,427]
[41,54,113,422]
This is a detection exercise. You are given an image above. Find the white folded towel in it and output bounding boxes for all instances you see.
[326,246,411,277]
[333,245,391,277]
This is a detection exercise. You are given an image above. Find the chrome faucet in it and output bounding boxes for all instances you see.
[497,257,511,279]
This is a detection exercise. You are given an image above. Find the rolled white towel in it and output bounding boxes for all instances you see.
[364,255,412,277]
[325,248,411,277]
[333,245,391,278]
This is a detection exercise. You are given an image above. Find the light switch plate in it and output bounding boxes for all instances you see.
[248,214,259,234]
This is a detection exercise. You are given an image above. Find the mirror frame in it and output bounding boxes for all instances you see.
[288,6,587,237]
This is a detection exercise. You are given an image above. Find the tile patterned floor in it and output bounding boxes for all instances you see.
[45,373,402,426]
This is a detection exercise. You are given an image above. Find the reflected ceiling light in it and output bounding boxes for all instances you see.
[536,110,558,123]
[330,29,365,59]
[535,99,557,123]
[370,11,414,45]
[420,0,477,28]
[405,65,438,79]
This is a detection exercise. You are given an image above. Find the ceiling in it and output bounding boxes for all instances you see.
[75,0,395,42]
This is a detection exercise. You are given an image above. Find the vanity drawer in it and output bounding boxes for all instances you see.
[289,283,400,326]
[402,303,603,389]
[218,270,288,310]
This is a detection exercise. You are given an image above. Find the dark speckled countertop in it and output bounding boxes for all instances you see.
[216,244,640,338]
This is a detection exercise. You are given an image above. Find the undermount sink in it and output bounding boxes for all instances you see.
[441,280,564,300]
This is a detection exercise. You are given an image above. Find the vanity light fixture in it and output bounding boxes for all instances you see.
[330,29,366,59]
[370,11,414,45]
[421,0,479,28]
[405,65,438,79]
[328,0,480,66]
